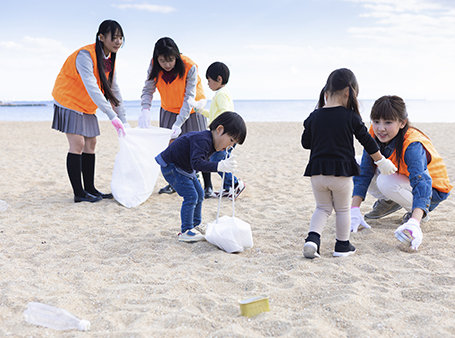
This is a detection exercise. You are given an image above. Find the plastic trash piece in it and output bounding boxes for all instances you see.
[23,302,90,331]
[239,295,270,317]
[205,150,253,253]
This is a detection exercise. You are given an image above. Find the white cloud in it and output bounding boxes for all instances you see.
[345,0,455,48]
[112,3,175,13]
[0,41,22,50]
[346,0,447,12]
[0,36,70,54]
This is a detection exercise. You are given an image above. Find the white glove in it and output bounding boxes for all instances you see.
[374,156,397,175]
[138,109,151,128]
[170,124,182,139]
[111,117,125,137]
[218,155,237,173]
[350,207,371,232]
[395,218,423,250]
[187,97,207,112]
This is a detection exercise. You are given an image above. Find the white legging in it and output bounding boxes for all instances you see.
[369,173,413,212]
[355,155,413,212]
[309,175,353,241]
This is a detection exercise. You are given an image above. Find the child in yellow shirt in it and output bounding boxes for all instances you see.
[197,62,245,200]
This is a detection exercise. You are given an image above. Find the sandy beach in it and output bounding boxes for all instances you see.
[1,120,455,337]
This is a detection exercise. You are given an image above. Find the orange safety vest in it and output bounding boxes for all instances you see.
[52,44,111,114]
[156,55,205,114]
[369,126,452,193]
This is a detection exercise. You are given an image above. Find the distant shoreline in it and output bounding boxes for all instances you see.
[0,102,46,107]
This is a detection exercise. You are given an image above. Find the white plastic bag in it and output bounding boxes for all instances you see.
[205,215,253,253]
[205,160,253,253]
[111,127,171,208]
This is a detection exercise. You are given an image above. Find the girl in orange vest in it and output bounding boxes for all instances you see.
[139,37,207,195]
[351,95,452,250]
[52,20,128,203]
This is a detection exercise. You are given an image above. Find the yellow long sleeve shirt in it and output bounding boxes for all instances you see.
[201,86,234,124]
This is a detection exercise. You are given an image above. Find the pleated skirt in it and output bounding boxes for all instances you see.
[159,108,207,135]
[51,104,100,137]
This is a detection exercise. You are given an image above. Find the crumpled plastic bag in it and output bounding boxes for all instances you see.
[111,127,171,208]
[205,215,253,253]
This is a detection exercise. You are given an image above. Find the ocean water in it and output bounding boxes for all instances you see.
[0,99,453,123]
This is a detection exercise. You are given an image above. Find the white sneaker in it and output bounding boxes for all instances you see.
[193,224,206,235]
[178,229,205,242]
[303,242,320,259]
[228,179,246,200]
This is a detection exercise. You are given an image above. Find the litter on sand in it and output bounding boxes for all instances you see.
[239,295,270,317]
[205,150,253,253]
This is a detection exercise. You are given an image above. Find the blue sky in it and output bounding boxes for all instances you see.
[1,0,454,101]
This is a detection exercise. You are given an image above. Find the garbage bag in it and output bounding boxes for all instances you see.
[205,215,253,253]
[111,127,171,208]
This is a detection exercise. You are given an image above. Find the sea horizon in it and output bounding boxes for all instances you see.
[0,99,454,123]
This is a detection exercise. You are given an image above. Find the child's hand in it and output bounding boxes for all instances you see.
[350,207,370,232]
[374,156,397,175]
[395,218,423,250]
[218,155,237,173]
[188,97,207,112]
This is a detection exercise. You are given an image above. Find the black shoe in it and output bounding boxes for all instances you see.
[159,184,176,194]
[204,187,214,199]
[74,192,103,203]
[333,240,356,257]
[88,189,113,199]
[303,232,321,259]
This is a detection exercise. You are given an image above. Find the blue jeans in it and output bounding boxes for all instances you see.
[210,148,238,191]
[161,164,204,233]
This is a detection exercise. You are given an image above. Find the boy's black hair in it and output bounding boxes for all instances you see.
[209,111,246,144]
[206,61,230,85]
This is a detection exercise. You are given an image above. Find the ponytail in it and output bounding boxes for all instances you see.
[317,86,326,109]
[347,84,360,117]
[321,68,360,116]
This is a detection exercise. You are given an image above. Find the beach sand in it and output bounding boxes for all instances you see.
[1,121,455,337]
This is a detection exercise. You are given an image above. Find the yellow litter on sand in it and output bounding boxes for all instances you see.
[239,295,270,317]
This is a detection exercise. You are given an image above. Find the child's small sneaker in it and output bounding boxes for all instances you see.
[333,240,356,257]
[193,224,206,235]
[303,241,320,259]
[204,187,215,199]
[178,229,205,242]
[213,189,230,198]
[303,232,321,259]
[228,179,246,200]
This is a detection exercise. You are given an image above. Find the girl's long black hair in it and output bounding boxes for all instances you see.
[95,19,123,107]
[318,68,360,117]
[147,37,185,82]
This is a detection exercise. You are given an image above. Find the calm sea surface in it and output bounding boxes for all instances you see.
[0,100,453,123]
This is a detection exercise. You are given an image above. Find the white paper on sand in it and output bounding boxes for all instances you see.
[205,215,253,253]
[111,126,172,208]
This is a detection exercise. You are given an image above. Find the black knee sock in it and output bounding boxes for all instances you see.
[81,152,96,194]
[67,153,84,196]
[202,172,212,190]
